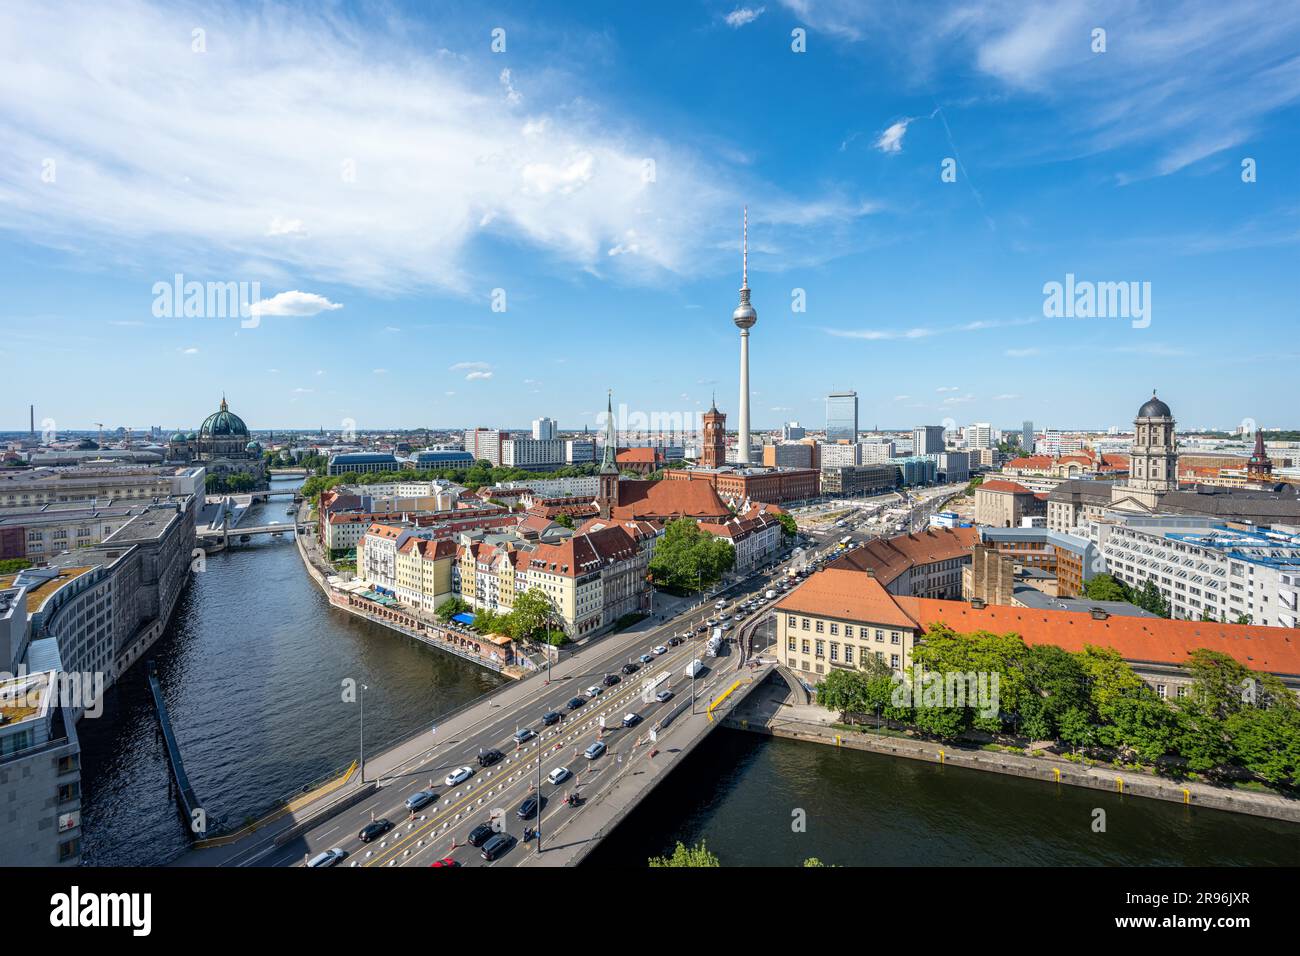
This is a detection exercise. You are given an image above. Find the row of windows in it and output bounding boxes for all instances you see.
[787,615,900,643]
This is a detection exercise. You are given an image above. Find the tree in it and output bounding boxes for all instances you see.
[0,558,34,574]
[648,518,736,591]
[435,598,470,622]
[648,841,720,867]
[555,513,574,529]
[776,513,797,537]
[472,608,507,634]
[507,589,555,643]
[1133,579,1170,618]
[1081,573,1132,604]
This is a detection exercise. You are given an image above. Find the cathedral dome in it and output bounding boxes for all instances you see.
[1137,392,1172,419]
[170,431,187,443]
[199,397,249,438]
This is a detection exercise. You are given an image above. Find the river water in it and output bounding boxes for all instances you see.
[76,477,1299,866]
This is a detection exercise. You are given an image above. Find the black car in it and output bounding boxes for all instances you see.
[602,674,620,686]
[668,636,683,647]
[481,833,516,861]
[467,823,495,847]
[541,710,562,726]
[695,623,709,633]
[566,696,586,711]
[358,819,392,843]
[516,794,545,819]
[621,663,639,675]
[477,748,503,768]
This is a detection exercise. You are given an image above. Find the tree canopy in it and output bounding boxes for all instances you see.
[648,518,735,591]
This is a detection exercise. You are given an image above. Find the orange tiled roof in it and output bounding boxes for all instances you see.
[612,479,730,520]
[774,569,917,629]
[616,447,660,464]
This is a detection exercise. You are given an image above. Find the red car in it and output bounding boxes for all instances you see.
[429,856,460,867]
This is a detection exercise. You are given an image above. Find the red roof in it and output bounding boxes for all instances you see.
[612,480,730,520]
[979,479,1034,495]
[828,526,978,586]
[616,447,660,464]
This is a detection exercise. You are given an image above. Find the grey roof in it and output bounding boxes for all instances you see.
[1047,479,1114,504]
[1162,485,1300,520]
[1012,586,1159,618]
[1137,394,1172,419]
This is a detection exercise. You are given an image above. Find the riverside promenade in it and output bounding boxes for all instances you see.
[728,684,1300,824]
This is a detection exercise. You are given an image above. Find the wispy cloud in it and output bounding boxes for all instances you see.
[724,7,766,28]
[250,291,343,317]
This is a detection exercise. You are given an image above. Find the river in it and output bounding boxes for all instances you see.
[76,477,1299,867]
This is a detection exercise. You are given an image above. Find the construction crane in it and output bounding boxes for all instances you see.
[94,422,104,450]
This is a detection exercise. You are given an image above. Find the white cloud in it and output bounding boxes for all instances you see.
[179,346,198,355]
[465,370,493,381]
[0,1,850,294]
[373,368,388,375]
[936,385,959,393]
[250,291,343,317]
[450,361,491,372]
[874,119,913,153]
[725,7,766,28]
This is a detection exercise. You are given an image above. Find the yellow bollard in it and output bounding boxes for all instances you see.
[1116,777,1124,793]
[939,748,945,765]
[835,735,841,747]
[1053,767,1060,782]
[1183,788,1190,805]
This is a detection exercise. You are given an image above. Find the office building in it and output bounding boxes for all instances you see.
[1022,420,1034,453]
[463,429,509,467]
[912,425,945,457]
[531,417,557,441]
[825,391,859,444]
[781,422,806,441]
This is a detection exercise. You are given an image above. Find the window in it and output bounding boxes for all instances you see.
[829,623,838,636]
[891,632,900,645]
[815,620,824,633]
[830,643,839,661]
[1156,684,1167,699]
[801,618,810,631]
[844,645,854,664]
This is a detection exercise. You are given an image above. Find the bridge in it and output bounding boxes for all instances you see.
[148,661,214,840]
[171,565,805,868]
[196,523,306,548]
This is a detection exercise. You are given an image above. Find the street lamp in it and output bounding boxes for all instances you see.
[359,682,369,783]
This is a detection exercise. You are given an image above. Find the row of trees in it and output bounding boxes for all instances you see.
[205,472,258,493]
[434,589,566,645]
[648,842,828,867]
[816,624,1300,788]
[301,461,605,501]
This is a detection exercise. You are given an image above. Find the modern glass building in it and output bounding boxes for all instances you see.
[825,391,859,443]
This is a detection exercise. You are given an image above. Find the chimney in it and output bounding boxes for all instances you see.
[970,597,986,610]
[1090,608,1109,620]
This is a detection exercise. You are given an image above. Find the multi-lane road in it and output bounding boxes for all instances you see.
[249,564,789,868]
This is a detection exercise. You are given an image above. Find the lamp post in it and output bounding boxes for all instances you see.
[359,682,369,783]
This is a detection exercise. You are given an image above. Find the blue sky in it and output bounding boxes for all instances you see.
[2,0,1298,434]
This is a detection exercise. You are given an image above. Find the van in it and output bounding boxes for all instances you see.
[480,833,516,861]
[685,659,705,678]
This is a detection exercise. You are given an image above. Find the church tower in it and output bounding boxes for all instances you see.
[1123,390,1178,509]
[701,395,727,469]
[1247,427,1273,485]
[597,390,619,518]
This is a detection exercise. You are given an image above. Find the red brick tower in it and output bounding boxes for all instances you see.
[701,397,727,469]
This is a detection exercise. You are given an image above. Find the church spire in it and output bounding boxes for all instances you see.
[599,389,617,474]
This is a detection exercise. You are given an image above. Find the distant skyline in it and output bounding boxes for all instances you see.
[3,1,1298,432]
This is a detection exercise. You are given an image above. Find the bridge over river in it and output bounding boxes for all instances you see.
[170,570,802,868]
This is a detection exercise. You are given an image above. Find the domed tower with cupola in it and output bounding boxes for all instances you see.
[167,395,267,488]
[1122,389,1178,509]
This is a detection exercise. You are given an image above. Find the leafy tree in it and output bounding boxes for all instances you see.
[506,589,556,642]
[555,513,574,529]
[0,558,34,574]
[776,513,797,537]
[472,608,507,634]
[1184,649,1253,719]
[1081,573,1132,604]
[1133,579,1170,618]
[648,841,720,868]
[1225,703,1300,787]
[435,598,470,622]
[648,518,735,591]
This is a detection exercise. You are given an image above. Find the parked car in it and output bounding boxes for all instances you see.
[307,848,347,867]
[444,766,474,787]
[358,819,392,843]
[478,748,503,768]
[404,789,437,812]
[584,741,607,760]
[547,766,572,785]
[602,674,621,686]
[467,822,495,847]
[480,833,516,861]
[541,710,561,726]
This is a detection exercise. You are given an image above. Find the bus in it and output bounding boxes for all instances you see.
[840,535,852,546]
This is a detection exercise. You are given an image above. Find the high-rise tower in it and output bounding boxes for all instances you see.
[732,207,756,465]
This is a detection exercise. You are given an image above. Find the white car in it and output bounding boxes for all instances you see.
[307,848,347,867]
[547,766,572,785]
[444,766,474,787]
[586,685,603,697]
[653,645,668,655]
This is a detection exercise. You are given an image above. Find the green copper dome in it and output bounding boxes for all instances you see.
[170,431,187,443]
[199,396,249,438]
